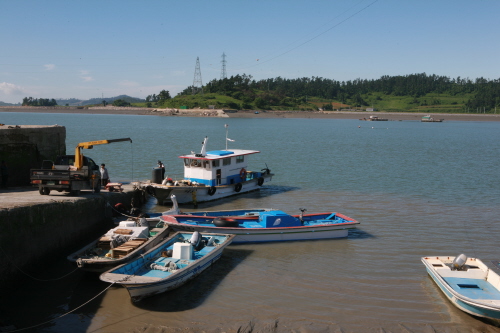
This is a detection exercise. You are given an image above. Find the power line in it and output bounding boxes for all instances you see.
[232,0,379,71]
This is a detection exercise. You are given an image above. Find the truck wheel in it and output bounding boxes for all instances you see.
[43,187,51,195]
[39,187,45,195]
[70,190,81,196]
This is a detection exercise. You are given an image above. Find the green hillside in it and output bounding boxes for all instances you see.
[142,73,500,114]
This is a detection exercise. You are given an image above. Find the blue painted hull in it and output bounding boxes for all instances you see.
[161,210,359,243]
[100,232,234,302]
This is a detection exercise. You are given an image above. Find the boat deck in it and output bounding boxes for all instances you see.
[443,277,500,300]
[132,246,216,279]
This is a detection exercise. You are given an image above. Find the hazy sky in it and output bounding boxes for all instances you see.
[1,0,499,104]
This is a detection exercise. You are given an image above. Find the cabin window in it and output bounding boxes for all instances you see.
[184,159,191,167]
[236,156,244,163]
[203,161,210,169]
[212,160,220,167]
[191,159,201,167]
[223,157,231,166]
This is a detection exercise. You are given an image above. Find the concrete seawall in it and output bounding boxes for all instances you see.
[0,184,146,283]
[0,124,66,186]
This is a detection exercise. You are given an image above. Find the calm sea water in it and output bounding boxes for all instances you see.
[2,112,500,332]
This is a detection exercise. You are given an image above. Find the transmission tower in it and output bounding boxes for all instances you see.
[192,57,203,95]
[220,52,227,80]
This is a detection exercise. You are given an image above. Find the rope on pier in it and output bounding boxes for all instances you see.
[6,282,117,332]
[0,244,80,282]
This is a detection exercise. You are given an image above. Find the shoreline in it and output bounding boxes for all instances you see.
[1,106,500,122]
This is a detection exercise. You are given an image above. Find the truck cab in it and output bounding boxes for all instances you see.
[31,155,101,195]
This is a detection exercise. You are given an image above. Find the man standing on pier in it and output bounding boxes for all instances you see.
[100,163,109,186]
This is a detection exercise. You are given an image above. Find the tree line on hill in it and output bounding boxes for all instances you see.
[165,73,499,112]
[22,97,58,106]
[18,73,500,112]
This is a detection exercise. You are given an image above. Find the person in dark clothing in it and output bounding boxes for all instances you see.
[158,160,165,179]
[1,160,8,188]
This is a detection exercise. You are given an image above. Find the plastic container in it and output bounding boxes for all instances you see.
[172,243,193,260]
[151,167,163,184]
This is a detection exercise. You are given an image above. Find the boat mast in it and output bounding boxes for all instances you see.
[225,124,229,150]
[200,137,208,157]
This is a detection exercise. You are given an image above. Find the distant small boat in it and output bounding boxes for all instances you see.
[422,255,500,320]
[67,219,171,273]
[159,196,360,243]
[361,116,388,121]
[100,231,235,302]
[421,115,443,122]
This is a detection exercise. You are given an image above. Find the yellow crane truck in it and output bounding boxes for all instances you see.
[30,138,132,195]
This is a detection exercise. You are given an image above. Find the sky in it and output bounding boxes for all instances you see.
[1,0,499,104]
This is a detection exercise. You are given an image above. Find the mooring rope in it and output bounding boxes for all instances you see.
[6,282,117,332]
[0,244,80,282]
[106,201,136,219]
[130,141,134,182]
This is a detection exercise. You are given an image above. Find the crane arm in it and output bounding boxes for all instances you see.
[74,138,132,170]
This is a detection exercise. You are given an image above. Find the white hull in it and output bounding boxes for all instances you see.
[123,252,223,301]
[168,224,353,243]
[148,174,273,205]
[100,232,235,302]
[422,256,500,321]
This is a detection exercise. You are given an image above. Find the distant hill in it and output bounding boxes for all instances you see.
[56,95,145,106]
[0,101,21,106]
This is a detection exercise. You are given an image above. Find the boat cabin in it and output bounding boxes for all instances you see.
[180,149,260,186]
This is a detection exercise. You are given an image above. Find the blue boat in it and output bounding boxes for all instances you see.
[100,231,234,302]
[422,255,500,321]
[160,200,359,243]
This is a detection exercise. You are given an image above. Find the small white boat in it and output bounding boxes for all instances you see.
[422,255,500,320]
[100,231,235,302]
[421,115,443,122]
[67,219,171,273]
[144,130,274,205]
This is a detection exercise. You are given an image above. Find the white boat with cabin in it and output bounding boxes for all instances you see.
[145,133,273,205]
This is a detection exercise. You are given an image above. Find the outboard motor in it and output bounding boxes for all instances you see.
[137,214,149,227]
[299,208,307,224]
[452,254,468,271]
[190,231,204,251]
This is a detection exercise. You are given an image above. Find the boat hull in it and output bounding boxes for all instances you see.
[100,232,234,302]
[422,256,500,321]
[67,226,171,273]
[122,251,223,302]
[147,173,273,205]
[166,223,355,243]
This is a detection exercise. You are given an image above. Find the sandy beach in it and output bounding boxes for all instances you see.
[1,106,499,122]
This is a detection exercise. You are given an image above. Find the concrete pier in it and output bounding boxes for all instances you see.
[0,184,147,283]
